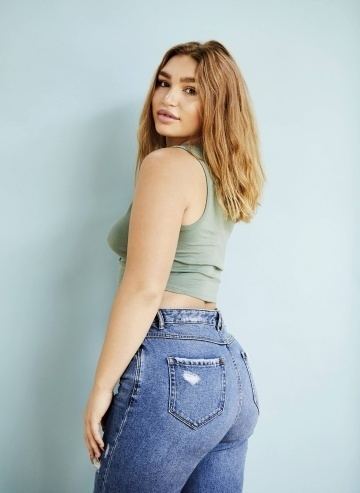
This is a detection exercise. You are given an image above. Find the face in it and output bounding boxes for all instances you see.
[152,55,203,147]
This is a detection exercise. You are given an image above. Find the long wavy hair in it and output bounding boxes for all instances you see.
[135,40,266,223]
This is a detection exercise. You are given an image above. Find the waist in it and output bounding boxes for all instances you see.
[160,290,217,310]
[165,271,220,303]
[151,307,224,330]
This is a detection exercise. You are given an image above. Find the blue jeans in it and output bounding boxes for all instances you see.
[93,308,260,492]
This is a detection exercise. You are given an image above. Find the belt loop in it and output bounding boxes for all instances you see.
[216,310,223,331]
[157,309,165,330]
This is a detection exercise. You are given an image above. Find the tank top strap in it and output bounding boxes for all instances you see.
[170,144,212,185]
[170,143,203,160]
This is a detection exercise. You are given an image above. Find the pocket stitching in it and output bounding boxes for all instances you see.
[167,356,226,430]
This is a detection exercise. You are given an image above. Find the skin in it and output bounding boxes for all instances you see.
[83,54,216,466]
[151,54,216,310]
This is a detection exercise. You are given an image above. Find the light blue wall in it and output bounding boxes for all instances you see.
[1,1,358,492]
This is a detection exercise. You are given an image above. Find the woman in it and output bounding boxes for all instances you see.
[84,40,265,492]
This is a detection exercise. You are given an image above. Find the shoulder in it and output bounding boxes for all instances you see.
[140,147,205,181]
[142,146,192,166]
[135,147,206,209]
[134,148,195,203]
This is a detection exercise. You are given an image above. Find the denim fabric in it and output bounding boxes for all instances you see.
[93,308,260,493]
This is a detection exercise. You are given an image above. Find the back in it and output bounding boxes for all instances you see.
[107,143,235,302]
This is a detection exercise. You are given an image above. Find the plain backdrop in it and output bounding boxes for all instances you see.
[0,1,359,492]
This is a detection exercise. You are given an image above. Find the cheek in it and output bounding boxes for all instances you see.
[152,91,160,108]
[189,104,202,126]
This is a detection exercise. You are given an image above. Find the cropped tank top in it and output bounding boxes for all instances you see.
[106,143,235,302]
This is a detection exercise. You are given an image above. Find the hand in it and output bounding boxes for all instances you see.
[83,385,113,465]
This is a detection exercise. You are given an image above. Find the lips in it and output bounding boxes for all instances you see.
[157,109,179,120]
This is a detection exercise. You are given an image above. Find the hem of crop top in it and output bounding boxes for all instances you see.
[163,285,217,304]
[116,260,217,302]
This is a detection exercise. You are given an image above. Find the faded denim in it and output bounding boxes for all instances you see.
[92,308,260,492]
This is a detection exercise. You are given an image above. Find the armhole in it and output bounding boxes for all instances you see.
[171,145,210,230]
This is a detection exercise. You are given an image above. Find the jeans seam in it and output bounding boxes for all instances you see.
[145,333,231,345]
[240,351,260,415]
[100,347,143,492]
[226,342,243,424]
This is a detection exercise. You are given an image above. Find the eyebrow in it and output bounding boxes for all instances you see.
[158,70,196,83]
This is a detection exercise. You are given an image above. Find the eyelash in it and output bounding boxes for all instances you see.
[156,79,197,96]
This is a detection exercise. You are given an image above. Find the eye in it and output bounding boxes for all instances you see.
[156,79,197,96]
[185,87,197,96]
[156,78,168,87]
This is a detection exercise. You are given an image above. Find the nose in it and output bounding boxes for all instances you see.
[163,86,179,105]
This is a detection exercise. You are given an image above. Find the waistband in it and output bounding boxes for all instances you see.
[152,308,224,331]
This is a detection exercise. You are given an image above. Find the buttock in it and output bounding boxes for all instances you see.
[93,308,260,493]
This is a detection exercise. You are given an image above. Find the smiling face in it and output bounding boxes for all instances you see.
[152,55,203,147]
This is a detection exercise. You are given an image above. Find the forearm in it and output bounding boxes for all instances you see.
[92,281,162,392]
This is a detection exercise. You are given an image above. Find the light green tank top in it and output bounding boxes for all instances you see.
[107,143,235,302]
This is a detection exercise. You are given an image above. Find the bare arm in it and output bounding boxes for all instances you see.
[91,148,192,392]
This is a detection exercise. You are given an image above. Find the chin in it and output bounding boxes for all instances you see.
[155,125,175,135]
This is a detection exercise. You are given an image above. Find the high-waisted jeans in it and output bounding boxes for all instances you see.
[92,308,260,493]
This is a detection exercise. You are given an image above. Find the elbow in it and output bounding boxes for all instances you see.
[120,273,164,301]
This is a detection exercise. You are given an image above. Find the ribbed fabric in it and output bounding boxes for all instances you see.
[106,143,235,302]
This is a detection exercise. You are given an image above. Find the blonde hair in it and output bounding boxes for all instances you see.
[135,40,266,223]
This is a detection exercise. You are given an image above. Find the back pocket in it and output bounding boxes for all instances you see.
[166,356,226,430]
